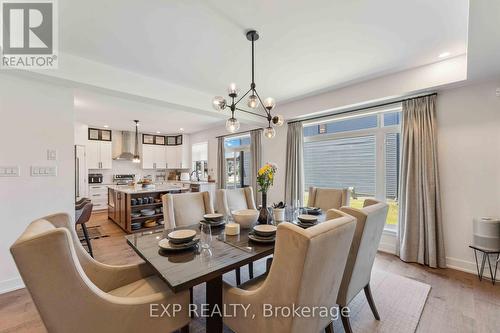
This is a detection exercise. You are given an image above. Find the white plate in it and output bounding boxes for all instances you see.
[253,224,277,236]
[158,238,199,251]
[203,213,224,221]
[248,233,275,243]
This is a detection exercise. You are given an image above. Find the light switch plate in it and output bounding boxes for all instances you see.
[47,149,57,160]
[0,166,20,177]
[31,166,57,177]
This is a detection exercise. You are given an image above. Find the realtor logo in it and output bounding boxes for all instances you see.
[0,0,58,68]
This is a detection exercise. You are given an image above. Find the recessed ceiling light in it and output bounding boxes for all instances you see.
[438,52,450,59]
[103,125,109,128]
[179,128,184,132]
[156,131,161,134]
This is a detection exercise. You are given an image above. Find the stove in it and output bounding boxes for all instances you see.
[113,174,135,185]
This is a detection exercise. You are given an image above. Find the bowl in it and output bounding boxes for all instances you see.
[203,213,224,222]
[167,229,197,244]
[232,209,259,229]
[298,214,318,223]
[253,224,277,237]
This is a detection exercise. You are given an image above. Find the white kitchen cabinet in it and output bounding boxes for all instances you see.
[88,184,108,211]
[142,144,167,169]
[86,141,112,169]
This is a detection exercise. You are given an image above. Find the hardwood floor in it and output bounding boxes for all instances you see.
[1,212,499,333]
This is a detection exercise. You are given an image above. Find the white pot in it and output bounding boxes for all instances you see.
[273,208,285,222]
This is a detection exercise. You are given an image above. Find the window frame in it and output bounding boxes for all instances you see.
[303,105,401,229]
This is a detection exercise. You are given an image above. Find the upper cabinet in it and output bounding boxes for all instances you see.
[142,134,189,169]
[87,140,112,169]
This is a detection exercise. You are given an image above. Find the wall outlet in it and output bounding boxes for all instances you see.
[47,149,57,160]
[0,166,20,177]
[31,166,57,177]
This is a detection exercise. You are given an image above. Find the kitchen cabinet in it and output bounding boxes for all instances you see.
[166,143,190,169]
[86,141,112,169]
[142,144,168,169]
[89,184,108,211]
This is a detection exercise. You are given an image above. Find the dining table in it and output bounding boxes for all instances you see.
[125,211,326,333]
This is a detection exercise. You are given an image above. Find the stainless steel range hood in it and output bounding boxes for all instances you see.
[113,131,136,161]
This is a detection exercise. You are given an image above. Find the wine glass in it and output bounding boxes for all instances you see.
[200,223,212,249]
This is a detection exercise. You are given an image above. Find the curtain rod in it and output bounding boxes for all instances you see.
[287,92,437,125]
[215,127,263,139]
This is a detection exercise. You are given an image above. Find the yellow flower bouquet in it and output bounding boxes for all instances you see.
[257,163,277,193]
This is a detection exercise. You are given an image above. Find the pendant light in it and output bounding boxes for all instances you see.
[132,120,140,163]
[212,30,284,137]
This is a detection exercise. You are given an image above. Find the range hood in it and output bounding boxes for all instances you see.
[113,131,137,161]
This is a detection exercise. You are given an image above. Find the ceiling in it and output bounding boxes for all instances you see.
[74,90,223,134]
[61,0,468,104]
[64,0,470,132]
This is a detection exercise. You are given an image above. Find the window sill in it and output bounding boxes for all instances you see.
[383,227,397,236]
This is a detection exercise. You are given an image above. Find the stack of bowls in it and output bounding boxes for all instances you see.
[297,214,319,228]
[202,213,225,227]
[158,229,199,252]
[249,224,277,243]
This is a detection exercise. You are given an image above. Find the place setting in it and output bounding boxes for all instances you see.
[199,213,226,228]
[158,229,200,252]
[248,224,277,243]
[302,206,322,216]
[296,214,319,228]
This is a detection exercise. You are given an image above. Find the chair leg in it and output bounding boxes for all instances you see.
[81,224,93,258]
[266,257,273,273]
[235,267,241,285]
[248,262,254,279]
[180,324,190,333]
[364,283,380,320]
[325,321,334,333]
[189,287,193,318]
[340,306,353,333]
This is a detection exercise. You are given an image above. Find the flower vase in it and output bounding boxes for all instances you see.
[258,192,269,225]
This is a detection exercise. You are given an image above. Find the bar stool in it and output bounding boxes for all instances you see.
[75,201,94,257]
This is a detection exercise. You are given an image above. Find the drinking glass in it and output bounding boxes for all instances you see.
[200,222,212,249]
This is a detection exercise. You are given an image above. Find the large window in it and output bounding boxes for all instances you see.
[224,135,251,189]
[303,107,401,229]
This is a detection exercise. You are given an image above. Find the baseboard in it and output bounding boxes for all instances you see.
[446,256,499,282]
[378,241,396,254]
[0,277,24,294]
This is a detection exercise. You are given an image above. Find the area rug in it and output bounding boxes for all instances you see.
[76,225,109,241]
[191,266,431,333]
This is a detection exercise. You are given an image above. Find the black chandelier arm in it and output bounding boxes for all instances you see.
[234,87,253,106]
[235,107,268,119]
[253,89,271,117]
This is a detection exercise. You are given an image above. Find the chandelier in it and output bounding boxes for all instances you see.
[212,30,284,138]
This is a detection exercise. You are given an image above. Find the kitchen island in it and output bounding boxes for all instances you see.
[107,184,189,233]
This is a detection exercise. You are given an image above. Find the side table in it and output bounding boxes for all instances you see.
[469,245,500,285]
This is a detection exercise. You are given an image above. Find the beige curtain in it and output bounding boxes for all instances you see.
[216,137,226,189]
[285,122,304,207]
[250,129,262,205]
[397,95,446,268]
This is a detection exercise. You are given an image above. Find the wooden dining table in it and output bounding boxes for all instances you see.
[125,224,275,333]
[125,212,325,333]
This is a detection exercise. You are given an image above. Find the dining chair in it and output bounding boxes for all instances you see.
[216,187,258,284]
[10,213,190,333]
[307,186,351,211]
[75,201,94,257]
[334,199,389,333]
[162,191,214,228]
[223,210,357,333]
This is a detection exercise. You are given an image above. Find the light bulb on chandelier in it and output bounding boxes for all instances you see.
[226,117,240,133]
[264,126,276,139]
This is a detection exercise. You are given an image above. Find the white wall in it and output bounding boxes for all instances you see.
[437,77,500,274]
[0,74,75,293]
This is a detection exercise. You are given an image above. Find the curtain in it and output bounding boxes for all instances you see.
[285,122,304,207]
[250,129,262,205]
[397,95,446,268]
[216,137,226,190]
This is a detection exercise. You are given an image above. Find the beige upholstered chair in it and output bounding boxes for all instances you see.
[216,187,257,284]
[307,186,351,211]
[162,191,214,228]
[334,199,389,333]
[223,210,357,333]
[10,213,190,333]
[216,187,256,215]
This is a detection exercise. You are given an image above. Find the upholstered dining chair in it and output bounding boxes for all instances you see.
[216,187,258,284]
[223,210,357,333]
[162,191,214,228]
[307,186,351,211]
[334,199,389,333]
[10,213,190,333]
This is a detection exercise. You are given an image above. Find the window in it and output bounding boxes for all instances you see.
[224,135,251,189]
[303,105,401,229]
[192,142,208,180]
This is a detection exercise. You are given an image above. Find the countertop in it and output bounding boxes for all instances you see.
[166,180,214,185]
[107,184,187,194]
